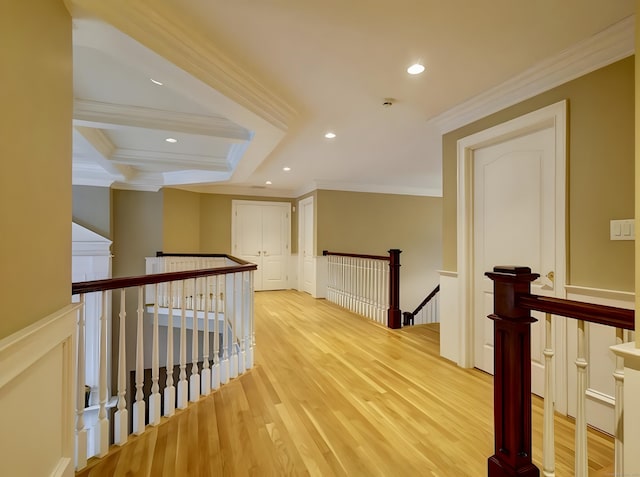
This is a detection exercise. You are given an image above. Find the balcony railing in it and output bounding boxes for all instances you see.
[72,254,256,470]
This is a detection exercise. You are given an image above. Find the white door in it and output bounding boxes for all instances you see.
[300,197,314,294]
[473,127,557,398]
[232,201,290,291]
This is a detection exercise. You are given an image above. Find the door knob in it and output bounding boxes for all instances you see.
[546,271,555,282]
[263,251,267,256]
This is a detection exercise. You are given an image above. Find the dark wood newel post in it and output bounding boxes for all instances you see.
[486,266,540,477]
[387,249,402,329]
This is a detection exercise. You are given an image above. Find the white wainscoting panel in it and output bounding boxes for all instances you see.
[0,304,79,477]
[565,285,634,435]
[438,270,459,364]
[314,255,327,299]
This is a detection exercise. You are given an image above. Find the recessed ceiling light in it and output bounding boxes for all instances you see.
[324,132,337,139]
[265,180,272,185]
[150,78,163,85]
[283,167,291,172]
[407,63,425,75]
[165,138,177,143]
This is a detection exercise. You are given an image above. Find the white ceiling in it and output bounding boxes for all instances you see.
[70,0,636,197]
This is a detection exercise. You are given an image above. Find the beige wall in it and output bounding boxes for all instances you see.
[112,190,164,277]
[443,57,634,291]
[0,1,72,339]
[73,185,112,239]
[315,190,442,309]
[163,188,201,253]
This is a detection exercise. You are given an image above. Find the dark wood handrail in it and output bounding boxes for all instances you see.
[73,256,257,295]
[518,294,635,330]
[322,250,390,261]
[411,284,440,316]
[403,284,440,326]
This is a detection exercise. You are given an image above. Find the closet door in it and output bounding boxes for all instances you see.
[232,201,290,291]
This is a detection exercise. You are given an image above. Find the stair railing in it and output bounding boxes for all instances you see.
[323,249,402,328]
[72,254,256,470]
[486,266,634,477]
[402,284,440,326]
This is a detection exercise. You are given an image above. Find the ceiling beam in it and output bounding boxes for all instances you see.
[74,126,134,180]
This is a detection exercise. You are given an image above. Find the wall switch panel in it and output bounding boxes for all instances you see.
[610,219,635,240]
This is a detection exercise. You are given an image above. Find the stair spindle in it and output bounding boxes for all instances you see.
[542,312,556,477]
[178,280,189,409]
[613,327,624,476]
[201,276,211,396]
[96,291,109,456]
[149,284,161,426]
[164,281,176,417]
[114,289,129,445]
[575,319,588,477]
[75,294,88,469]
[190,278,200,403]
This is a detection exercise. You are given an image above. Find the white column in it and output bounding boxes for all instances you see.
[177,280,188,409]
[190,278,200,403]
[97,291,110,456]
[149,284,161,426]
[75,294,88,469]
[133,286,146,435]
[542,313,555,477]
[613,328,624,477]
[201,276,211,396]
[164,282,176,417]
[114,290,129,446]
[574,320,588,477]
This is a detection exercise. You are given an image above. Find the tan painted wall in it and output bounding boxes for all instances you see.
[163,188,201,253]
[443,57,634,291]
[73,185,112,239]
[316,190,442,309]
[199,193,298,254]
[0,1,72,339]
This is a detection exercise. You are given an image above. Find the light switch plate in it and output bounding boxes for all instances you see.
[610,219,635,240]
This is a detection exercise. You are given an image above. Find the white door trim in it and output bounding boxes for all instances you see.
[456,100,567,409]
[298,196,314,293]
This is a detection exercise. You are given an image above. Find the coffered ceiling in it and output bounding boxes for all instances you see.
[68,0,636,197]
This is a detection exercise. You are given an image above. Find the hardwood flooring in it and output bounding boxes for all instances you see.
[76,290,613,476]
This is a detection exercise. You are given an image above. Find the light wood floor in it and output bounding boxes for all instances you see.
[76,290,613,476]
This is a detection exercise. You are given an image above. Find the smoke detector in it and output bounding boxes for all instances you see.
[382,98,395,107]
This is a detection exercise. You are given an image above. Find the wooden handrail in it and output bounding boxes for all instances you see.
[403,284,440,326]
[518,294,634,330]
[322,250,390,261]
[73,258,257,295]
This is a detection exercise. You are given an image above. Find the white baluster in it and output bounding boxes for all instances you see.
[575,319,588,477]
[238,272,246,375]
[75,294,88,469]
[149,284,161,426]
[212,276,221,390]
[542,313,555,477]
[133,286,146,435]
[613,327,624,476]
[229,273,239,379]
[190,278,201,403]
[201,276,211,396]
[220,275,230,384]
[247,271,255,369]
[96,291,109,456]
[164,281,176,417]
[114,290,129,445]
[178,280,189,409]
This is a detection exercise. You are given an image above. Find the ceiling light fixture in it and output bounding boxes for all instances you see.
[165,138,177,143]
[324,132,337,139]
[265,180,272,185]
[150,78,163,85]
[283,167,291,172]
[407,63,425,75]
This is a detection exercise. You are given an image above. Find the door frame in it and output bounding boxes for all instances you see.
[297,196,315,294]
[456,100,567,411]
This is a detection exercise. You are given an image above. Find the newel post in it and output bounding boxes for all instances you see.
[387,249,402,329]
[486,266,540,477]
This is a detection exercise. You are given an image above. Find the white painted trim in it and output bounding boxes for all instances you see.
[0,304,80,477]
[456,100,567,375]
[298,196,315,294]
[430,15,634,133]
[295,180,442,199]
[437,270,458,278]
[564,285,635,302]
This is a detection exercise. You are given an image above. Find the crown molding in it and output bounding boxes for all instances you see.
[178,183,298,198]
[429,15,635,134]
[68,0,296,131]
[72,162,117,187]
[74,99,251,141]
[296,180,443,198]
[111,148,229,171]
